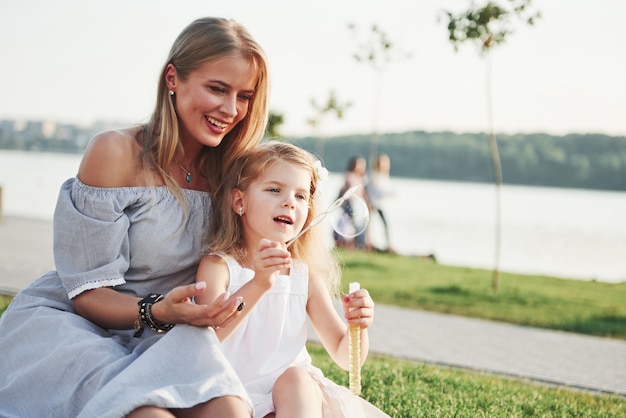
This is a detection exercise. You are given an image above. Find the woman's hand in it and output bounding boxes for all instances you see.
[341,288,375,329]
[151,282,244,329]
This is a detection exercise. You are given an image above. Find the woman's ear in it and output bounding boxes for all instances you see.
[165,63,178,92]
[231,189,244,216]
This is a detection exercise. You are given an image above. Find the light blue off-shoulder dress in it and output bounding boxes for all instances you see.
[0,178,251,418]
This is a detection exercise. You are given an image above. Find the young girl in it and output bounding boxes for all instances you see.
[195,141,390,417]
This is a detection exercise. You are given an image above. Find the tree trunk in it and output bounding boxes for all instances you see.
[486,53,503,292]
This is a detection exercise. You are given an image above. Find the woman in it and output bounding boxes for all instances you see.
[0,17,269,418]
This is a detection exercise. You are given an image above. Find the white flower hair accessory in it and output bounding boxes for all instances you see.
[313,160,329,182]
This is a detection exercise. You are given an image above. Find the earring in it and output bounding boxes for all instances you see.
[239,207,243,216]
[169,90,175,96]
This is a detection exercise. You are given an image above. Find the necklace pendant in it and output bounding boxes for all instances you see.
[178,162,192,183]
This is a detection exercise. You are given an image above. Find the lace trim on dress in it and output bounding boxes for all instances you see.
[67,277,126,299]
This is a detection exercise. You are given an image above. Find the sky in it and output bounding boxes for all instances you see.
[1,0,625,138]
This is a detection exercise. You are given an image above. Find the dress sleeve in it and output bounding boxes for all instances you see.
[53,178,136,299]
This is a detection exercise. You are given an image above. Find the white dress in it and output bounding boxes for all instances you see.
[218,255,390,418]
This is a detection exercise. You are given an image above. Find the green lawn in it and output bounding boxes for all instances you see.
[308,343,625,417]
[2,250,625,416]
[336,249,626,340]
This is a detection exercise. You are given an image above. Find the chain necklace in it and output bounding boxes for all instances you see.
[178,163,192,183]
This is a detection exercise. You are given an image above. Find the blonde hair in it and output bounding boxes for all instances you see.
[206,141,341,297]
[137,17,270,201]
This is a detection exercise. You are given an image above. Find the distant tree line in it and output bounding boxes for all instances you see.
[2,128,625,191]
[0,136,84,153]
[286,131,626,192]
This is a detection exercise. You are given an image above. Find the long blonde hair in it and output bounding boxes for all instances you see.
[137,17,270,199]
[206,141,341,297]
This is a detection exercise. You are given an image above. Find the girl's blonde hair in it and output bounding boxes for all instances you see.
[206,141,341,298]
[137,17,270,200]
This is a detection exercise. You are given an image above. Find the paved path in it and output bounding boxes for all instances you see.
[0,216,54,295]
[1,216,625,397]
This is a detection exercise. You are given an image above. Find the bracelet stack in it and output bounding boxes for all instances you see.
[133,293,175,337]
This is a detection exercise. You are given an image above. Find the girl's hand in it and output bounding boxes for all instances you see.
[251,239,291,289]
[151,282,245,329]
[342,288,375,329]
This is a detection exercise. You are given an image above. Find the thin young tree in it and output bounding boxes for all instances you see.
[266,111,285,139]
[347,23,411,168]
[307,89,352,160]
[442,0,540,292]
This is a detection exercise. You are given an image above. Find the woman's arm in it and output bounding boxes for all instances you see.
[71,130,243,331]
[70,130,145,329]
[73,282,239,330]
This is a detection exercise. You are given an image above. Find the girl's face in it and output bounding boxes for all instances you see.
[166,56,257,149]
[236,161,311,246]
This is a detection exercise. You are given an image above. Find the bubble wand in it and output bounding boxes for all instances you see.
[285,184,363,248]
[348,281,362,395]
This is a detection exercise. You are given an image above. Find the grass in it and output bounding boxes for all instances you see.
[0,295,11,313]
[2,251,625,416]
[335,249,626,340]
[308,343,625,417]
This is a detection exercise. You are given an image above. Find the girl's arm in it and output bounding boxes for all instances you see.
[193,255,243,336]
[73,282,241,330]
[195,239,291,341]
[307,276,374,370]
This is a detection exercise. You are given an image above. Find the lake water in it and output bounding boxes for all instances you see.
[1,149,625,283]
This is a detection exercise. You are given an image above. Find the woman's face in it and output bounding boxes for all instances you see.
[166,56,257,148]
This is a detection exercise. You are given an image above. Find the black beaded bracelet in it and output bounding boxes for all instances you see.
[136,293,175,336]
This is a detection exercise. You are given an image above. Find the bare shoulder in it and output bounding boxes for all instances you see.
[196,254,230,304]
[77,127,145,187]
[198,254,229,276]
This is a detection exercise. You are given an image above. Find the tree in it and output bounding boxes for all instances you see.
[347,23,411,168]
[265,111,285,139]
[307,89,352,159]
[441,0,540,292]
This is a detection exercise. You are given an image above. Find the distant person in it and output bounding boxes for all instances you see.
[195,141,388,417]
[335,155,369,249]
[366,153,394,253]
[0,17,271,418]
